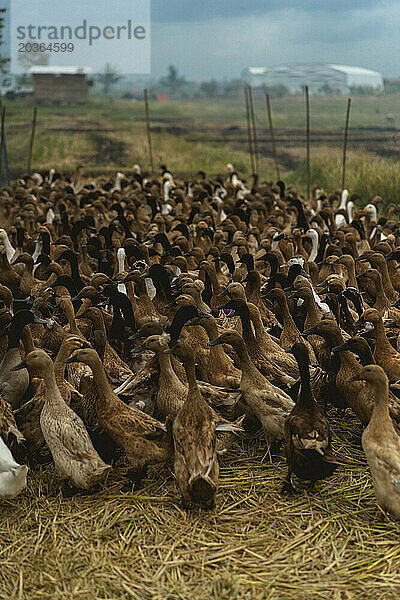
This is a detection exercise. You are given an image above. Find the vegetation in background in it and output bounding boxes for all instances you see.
[96,63,123,97]
[159,64,187,97]
[2,95,400,207]
[0,7,9,74]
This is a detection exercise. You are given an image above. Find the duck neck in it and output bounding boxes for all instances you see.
[378,264,396,300]
[321,329,344,350]
[75,298,92,318]
[87,357,114,406]
[21,326,35,355]
[238,307,258,350]
[279,294,300,336]
[125,281,137,311]
[42,364,62,402]
[303,294,322,328]
[191,290,210,313]
[202,317,233,371]
[54,343,75,379]
[182,354,198,395]
[136,276,150,299]
[374,280,390,312]
[231,338,264,387]
[245,271,260,300]
[205,265,222,297]
[157,350,182,387]
[368,380,391,428]
[63,302,81,335]
[308,235,318,262]
[346,262,358,289]
[372,319,396,355]
[249,305,275,348]
[387,260,399,286]
[296,357,313,406]
[8,320,28,350]
[3,235,15,260]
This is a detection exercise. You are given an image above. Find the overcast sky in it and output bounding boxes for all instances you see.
[1,1,398,80]
[151,0,399,80]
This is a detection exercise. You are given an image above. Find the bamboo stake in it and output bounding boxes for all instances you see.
[305,85,311,201]
[143,88,154,174]
[247,85,259,174]
[265,94,280,181]
[244,85,255,174]
[342,98,352,191]
[27,106,37,174]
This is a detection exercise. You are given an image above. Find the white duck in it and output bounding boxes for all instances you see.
[0,437,28,498]
[335,189,349,228]
[161,173,175,215]
[0,229,16,263]
[303,228,319,262]
[347,200,355,224]
[116,247,127,295]
[46,207,55,224]
[111,171,125,193]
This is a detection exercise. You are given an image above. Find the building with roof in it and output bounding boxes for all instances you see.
[242,63,384,94]
[29,66,92,103]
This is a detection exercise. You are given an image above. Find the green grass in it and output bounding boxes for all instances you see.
[3,94,400,201]
[290,154,400,204]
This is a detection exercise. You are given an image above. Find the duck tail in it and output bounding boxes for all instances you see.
[188,472,217,506]
[11,464,28,495]
[321,450,349,466]
[93,462,112,478]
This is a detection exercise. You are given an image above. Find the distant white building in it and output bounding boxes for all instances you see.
[242,63,384,94]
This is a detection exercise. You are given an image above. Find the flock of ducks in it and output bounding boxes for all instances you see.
[0,165,400,518]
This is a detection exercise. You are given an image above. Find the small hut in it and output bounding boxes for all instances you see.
[29,66,92,104]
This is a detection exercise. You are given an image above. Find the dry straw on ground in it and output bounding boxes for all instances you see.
[0,411,399,600]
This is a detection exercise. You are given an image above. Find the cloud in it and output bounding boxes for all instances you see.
[152,0,379,23]
[151,1,400,79]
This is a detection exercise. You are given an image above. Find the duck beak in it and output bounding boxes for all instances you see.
[163,348,173,355]
[64,356,78,364]
[217,289,230,298]
[331,344,346,353]
[207,337,222,347]
[11,361,27,371]
[131,343,147,354]
[384,320,399,329]
[164,300,177,309]
[185,319,198,327]
[219,301,233,311]
[353,317,365,328]
[302,325,317,336]
[34,315,49,325]
[129,331,142,341]
[198,311,211,319]
[347,374,362,382]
